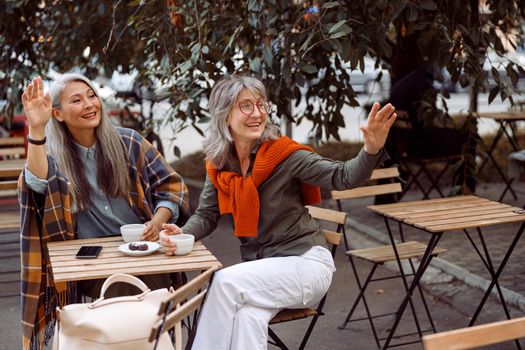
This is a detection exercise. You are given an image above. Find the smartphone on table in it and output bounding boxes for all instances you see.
[75,246,103,259]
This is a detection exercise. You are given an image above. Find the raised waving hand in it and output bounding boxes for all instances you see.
[360,102,397,155]
[21,76,52,131]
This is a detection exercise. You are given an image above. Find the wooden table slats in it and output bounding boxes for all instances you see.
[408,208,521,227]
[392,203,511,220]
[478,111,525,121]
[368,195,480,212]
[425,216,525,232]
[47,239,208,255]
[54,261,223,282]
[49,244,211,262]
[377,201,497,218]
[368,196,525,233]
[47,236,222,283]
[51,254,219,274]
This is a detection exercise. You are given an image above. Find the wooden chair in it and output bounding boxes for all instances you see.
[0,211,19,232]
[333,167,447,348]
[0,154,24,233]
[149,266,219,350]
[267,205,345,350]
[0,137,25,192]
[0,136,26,159]
[422,317,525,350]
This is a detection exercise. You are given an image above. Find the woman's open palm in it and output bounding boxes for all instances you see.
[21,76,52,129]
[360,102,397,155]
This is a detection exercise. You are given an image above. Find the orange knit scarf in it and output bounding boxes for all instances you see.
[206,136,321,237]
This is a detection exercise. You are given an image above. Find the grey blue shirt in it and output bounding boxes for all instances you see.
[24,142,178,239]
[183,146,387,261]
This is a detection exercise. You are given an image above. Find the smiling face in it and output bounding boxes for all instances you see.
[227,88,268,147]
[53,81,101,144]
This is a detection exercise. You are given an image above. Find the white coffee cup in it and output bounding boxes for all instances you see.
[168,234,195,255]
[120,224,146,242]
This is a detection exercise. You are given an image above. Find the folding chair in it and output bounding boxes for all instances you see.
[267,205,345,350]
[0,136,26,160]
[0,137,25,192]
[150,266,219,350]
[389,112,464,199]
[422,316,525,350]
[333,167,447,348]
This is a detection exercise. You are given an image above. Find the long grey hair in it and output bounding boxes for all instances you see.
[204,75,280,169]
[47,73,130,211]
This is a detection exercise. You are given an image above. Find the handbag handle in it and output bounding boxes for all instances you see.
[100,273,149,297]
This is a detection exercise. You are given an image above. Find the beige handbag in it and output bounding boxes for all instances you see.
[53,273,175,350]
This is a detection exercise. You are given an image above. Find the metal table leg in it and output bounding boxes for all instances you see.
[468,222,525,326]
[381,220,443,349]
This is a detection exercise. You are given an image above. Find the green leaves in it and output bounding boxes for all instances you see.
[262,46,273,67]
[249,57,262,75]
[488,86,499,104]
[1,0,525,156]
[328,20,351,39]
[301,65,318,74]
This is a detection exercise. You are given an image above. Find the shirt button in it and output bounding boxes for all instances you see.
[105,206,109,210]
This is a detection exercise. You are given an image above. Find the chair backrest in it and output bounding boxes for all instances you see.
[149,266,219,350]
[0,136,26,158]
[306,205,345,255]
[0,158,24,191]
[0,137,25,192]
[331,167,403,201]
[422,317,525,350]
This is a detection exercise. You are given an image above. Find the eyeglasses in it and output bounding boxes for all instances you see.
[236,99,271,115]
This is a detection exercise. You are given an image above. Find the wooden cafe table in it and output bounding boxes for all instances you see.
[367,195,525,349]
[47,236,222,284]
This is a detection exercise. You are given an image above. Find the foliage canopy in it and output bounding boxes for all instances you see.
[1,0,524,145]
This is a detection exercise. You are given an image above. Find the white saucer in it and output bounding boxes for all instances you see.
[118,242,160,257]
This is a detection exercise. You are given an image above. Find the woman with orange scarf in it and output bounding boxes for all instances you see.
[160,74,397,349]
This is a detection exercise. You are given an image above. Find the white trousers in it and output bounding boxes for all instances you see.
[191,246,335,350]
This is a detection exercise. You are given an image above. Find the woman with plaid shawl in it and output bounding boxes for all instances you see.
[19,74,190,349]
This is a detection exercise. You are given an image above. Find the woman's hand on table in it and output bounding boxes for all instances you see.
[159,223,183,256]
[142,219,162,241]
[142,207,173,241]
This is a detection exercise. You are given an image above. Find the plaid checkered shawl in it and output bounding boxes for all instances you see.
[18,128,189,349]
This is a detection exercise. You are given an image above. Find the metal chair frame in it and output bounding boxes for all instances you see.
[334,167,442,349]
[267,206,345,350]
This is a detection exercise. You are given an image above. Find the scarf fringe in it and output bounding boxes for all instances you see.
[30,283,77,349]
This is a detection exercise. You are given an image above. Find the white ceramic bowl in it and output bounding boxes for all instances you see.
[120,224,146,243]
[168,234,195,255]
